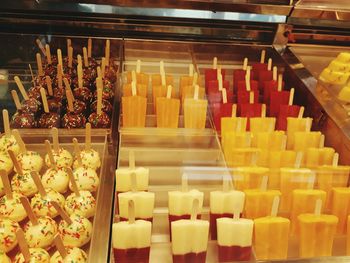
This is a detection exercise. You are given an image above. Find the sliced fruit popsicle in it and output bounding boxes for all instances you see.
[171,198,209,263]
[254,196,290,260]
[298,199,338,258]
[113,199,152,263]
[184,85,208,129]
[156,85,180,128]
[209,175,245,239]
[330,187,350,234]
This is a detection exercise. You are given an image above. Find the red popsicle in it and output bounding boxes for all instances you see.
[263,68,285,103]
[252,50,267,77]
[212,89,233,131]
[269,85,292,117]
[258,58,273,91]
[208,69,231,105]
[276,89,301,131]
[237,66,259,92]
[205,57,226,91]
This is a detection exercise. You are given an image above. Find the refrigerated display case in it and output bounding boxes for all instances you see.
[0,1,350,262]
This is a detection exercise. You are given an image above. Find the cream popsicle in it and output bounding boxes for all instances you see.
[113,199,152,263]
[209,175,245,239]
[254,196,290,260]
[171,198,209,263]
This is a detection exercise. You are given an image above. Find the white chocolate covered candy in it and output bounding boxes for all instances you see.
[69,167,99,192]
[16,151,43,173]
[42,167,69,194]
[0,154,13,175]
[0,135,20,156]
[31,188,65,218]
[0,251,11,263]
[23,216,58,249]
[58,213,92,248]
[14,248,50,263]
[45,148,73,168]
[64,190,96,218]
[0,192,27,222]
[11,171,38,197]
[50,247,88,263]
[0,218,20,252]
[73,149,101,171]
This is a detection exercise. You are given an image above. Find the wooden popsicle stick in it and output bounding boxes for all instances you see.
[105,39,110,66]
[314,198,322,216]
[236,117,242,132]
[222,174,231,192]
[129,150,135,170]
[57,49,63,67]
[36,53,44,76]
[260,175,268,191]
[232,104,237,117]
[288,88,295,106]
[88,38,92,58]
[45,76,53,96]
[218,73,223,91]
[272,66,278,81]
[161,73,166,87]
[250,151,258,166]
[192,72,198,86]
[11,90,22,110]
[130,172,137,192]
[194,85,199,100]
[67,167,80,197]
[131,71,137,85]
[0,169,13,199]
[281,136,287,150]
[30,171,47,197]
[136,59,141,74]
[245,67,251,91]
[260,50,266,63]
[269,116,275,132]
[166,85,172,99]
[306,118,312,132]
[189,64,194,77]
[8,150,23,175]
[307,173,316,190]
[53,234,68,259]
[190,198,199,221]
[16,229,31,262]
[128,199,135,224]
[277,74,283,91]
[36,39,46,55]
[101,57,106,77]
[20,196,38,225]
[261,104,266,117]
[181,173,188,192]
[45,140,57,170]
[28,64,35,84]
[14,76,29,100]
[267,58,272,71]
[73,138,83,167]
[294,151,303,168]
[85,123,91,151]
[249,91,254,104]
[83,47,88,67]
[243,57,248,70]
[270,195,280,217]
[12,129,26,153]
[77,63,83,89]
[222,88,227,104]
[40,88,49,113]
[319,134,325,148]
[45,44,52,64]
[332,153,339,167]
[216,67,221,81]
[213,57,217,69]
[66,89,74,112]
[68,46,73,68]
[52,128,60,153]
[51,201,73,225]
[298,106,305,118]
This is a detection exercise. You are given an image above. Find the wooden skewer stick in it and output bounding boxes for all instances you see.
[243,57,248,70]
[36,53,44,76]
[35,39,46,55]
[28,64,35,84]
[68,46,73,68]
[190,198,200,221]
[105,39,110,66]
[12,129,26,154]
[88,38,92,58]
[66,89,74,112]
[14,76,29,100]
[57,49,63,67]
[45,76,53,96]
[128,199,135,224]
[45,44,52,64]
[83,47,89,67]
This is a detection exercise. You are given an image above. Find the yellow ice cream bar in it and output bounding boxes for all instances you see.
[290,189,327,235]
[305,147,335,168]
[151,74,174,86]
[251,131,286,150]
[181,85,205,105]
[115,167,149,192]
[338,86,350,102]
[250,117,276,133]
[232,167,269,191]
[156,97,180,128]
[319,68,350,85]
[183,98,208,129]
[328,60,350,72]
[126,71,149,85]
[331,187,350,234]
[118,191,155,220]
[222,132,251,149]
[298,213,338,258]
[254,216,290,260]
[286,117,312,150]
[244,189,281,219]
[221,118,247,139]
[279,168,315,211]
[293,131,322,152]
[122,96,147,127]
[225,148,261,168]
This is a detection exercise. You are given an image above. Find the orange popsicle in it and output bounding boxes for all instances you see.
[156,85,180,128]
[123,71,147,97]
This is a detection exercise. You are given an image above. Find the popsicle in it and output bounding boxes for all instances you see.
[212,89,233,131]
[269,86,292,118]
[122,81,147,127]
[263,71,285,103]
[184,85,208,129]
[220,105,248,138]
[207,68,230,104]
[209,175,245,239]
[113,200,152,263]
[126,60,150,85]
[205,57,226,90]
[236,66,259,92]
[168,174,204,238]
[254,196,290,260]
[276,89,302,130]
[249,106,276,133]
[115,151,149,195]
[304,147,335,168]
[238,100,265,130]
[280,153,316,211]
[171,198,209,263]
[118,170,154,222]
[151,61,174,87]
[156,85,180,128]
[290,176,327,236]
[258,58,273,91]
[293,131,323,152]
[252,50,268,75]
[244,176,281,219]
[298,199,338,258]
[233,57,255,91]
[181,73,206,109]
[217,199,253,262]
[330,187,350,234]
[123,71,147,97]
[251,131,286,151]
[286,109,312,149]
[179,64,195,95]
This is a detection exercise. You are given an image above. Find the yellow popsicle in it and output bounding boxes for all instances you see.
[244,189,281,219]
[251,131,286,151]
[126,72,149,85]
[286,117,312,150]
[123,83,147,98]
[330,187,350,234]
[305,147,335,169]
[221,117,247,139]
[181,85,205,107]
[232,166,269,191]
[156,85,180,128]
[293,131,322,152]
[122,82,147,127]
[184,85,208,129]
